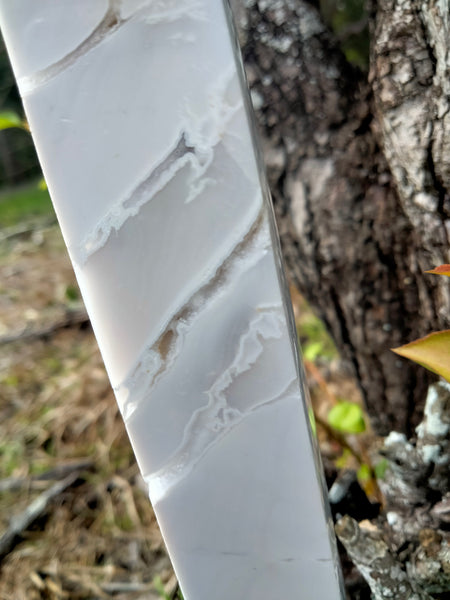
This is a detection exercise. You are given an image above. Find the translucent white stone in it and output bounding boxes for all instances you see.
[0,1,344,598]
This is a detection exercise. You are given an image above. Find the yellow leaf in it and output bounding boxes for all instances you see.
[392,330,450,382]
[425,264,450,277]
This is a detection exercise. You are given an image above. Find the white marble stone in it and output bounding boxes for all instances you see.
[0,1,344,597]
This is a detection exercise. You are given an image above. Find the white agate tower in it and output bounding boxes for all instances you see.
[0,2,344,598]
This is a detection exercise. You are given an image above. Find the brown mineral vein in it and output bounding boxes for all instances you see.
[79,134,194,262]
[119,206,267,420]
[18,0,207,96]
[19,1,127,96]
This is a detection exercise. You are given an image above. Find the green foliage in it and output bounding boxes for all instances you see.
[357,463,371,484]
[330,0,365,30]
[0,182,54,227]
[153,577,171,600]
[65,284,80,302]
[0,440,24,476]
[374,458,388,480]
[42,356,64,375]
[1,373,19,387]
[328,400,366,433]
[115,514,135,532]
[0,110,26,131]
[304,340,326,362]
[319,0,369,69]
[0,39,41,186]
[0,38,22,111]
[335,448,352,469]
[37,177,48,191]
[342,40,370,70]
[308,406,317,438]
[298,309,338,362]
[153,577,184,600]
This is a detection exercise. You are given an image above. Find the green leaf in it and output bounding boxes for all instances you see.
[0,111,26,131]
[374,458,388,480]
[303,341,324,362]
[308,406,317,438]
[37,177,48,191]
[328,401,366,433]
[392,330,450,382]
[153,577,170,600]
[357,463,371,484]
[65,284,80,302]
[335,448,352,469]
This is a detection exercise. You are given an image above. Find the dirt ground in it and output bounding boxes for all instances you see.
[0,220,371,599]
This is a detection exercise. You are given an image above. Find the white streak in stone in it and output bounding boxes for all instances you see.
[179,64,244,205]
[78,65,243,263]
[145,314,297,506]
[116,208,268,420]
[78,135,195,262]
[207,306,284,406]
[136,0,206,24]
[169,31,197,43]
[18,0,206,97]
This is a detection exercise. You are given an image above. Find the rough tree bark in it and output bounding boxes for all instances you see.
[230,0,450,436]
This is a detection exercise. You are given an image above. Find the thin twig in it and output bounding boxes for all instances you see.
[304,359,338,406]
[0,472,78,560]
[314,413,364,464]
[101,581,155,593]
[0,308,89,345]
[0,459,93,493]
[170,581,181,600]
[0,218,56,243]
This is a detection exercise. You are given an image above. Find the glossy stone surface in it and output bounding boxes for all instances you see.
[0,2,344,598]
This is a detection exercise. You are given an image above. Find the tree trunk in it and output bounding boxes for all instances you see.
[231,0,450,436]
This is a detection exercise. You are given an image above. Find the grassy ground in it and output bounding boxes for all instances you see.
[0,183,53,228]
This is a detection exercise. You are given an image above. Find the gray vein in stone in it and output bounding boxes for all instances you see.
[18,0,206,96]
[117,205,267,420]
[18,1,127,96]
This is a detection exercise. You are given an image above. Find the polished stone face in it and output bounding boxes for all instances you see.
[0,1,344,597]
